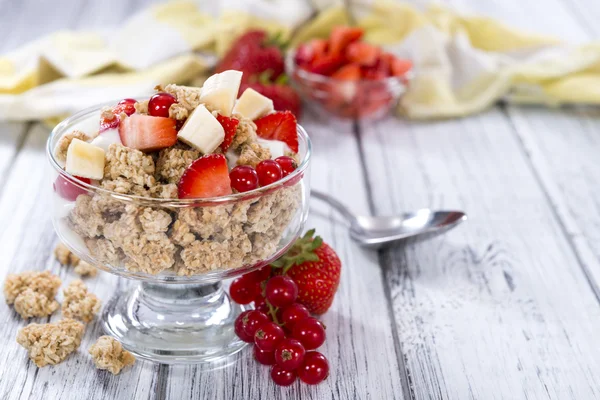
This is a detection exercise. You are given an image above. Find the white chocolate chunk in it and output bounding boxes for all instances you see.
[65,139,105,180]
[232,88,274,120]
[177,105,225,154]
[199,70,243,117]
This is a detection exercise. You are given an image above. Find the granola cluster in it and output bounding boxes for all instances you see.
[54,242,97,277]
[17,319,85,367]
[88,336,135,375]
[62,280,101,323]
[4,271,61,319]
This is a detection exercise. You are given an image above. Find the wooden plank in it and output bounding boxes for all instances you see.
[358,110,600,399]
[0,124,159,400]
[163,115,406,400]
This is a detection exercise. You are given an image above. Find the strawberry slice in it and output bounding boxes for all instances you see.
[331,63,361,80]
[345,42,381,66]
[255,111,298,153]
[178,154,232,199]
[100,114,119,132]
[216,114,240,152]
[329,26,363,57]
[118,114,177,152]
[389,56,413,77]
[308,54,346,76]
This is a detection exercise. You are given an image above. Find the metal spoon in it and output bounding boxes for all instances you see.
[312,190,467,249]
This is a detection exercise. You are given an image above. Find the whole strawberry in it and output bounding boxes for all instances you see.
[216,30,284,83]
[271,230,341,314]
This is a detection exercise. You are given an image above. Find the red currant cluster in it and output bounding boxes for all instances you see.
[231,269,329,386]
[230,156,297,193]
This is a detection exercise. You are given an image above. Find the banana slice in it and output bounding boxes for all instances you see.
[177,104,225,153]
[65,138,105,180]
[199,70,243,116]
[232,88,274,120]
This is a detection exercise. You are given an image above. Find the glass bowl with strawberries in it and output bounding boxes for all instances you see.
[46,70,311,364]
[287,26,413,120]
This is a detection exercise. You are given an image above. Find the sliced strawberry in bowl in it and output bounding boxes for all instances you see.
[329,26,363,57]
[345,42,381,66]
[113,98,137,116]
[100,113,119,133]
[217,114,240,152]
[254,111,298,153]
[178,154,233,199]
[54,175,91,201]
[119,114,177,152]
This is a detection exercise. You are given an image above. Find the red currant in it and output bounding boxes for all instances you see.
[297,351,329,385]
[292,317,326,350]
[275,156,297,177]
[148,93,177,118]
[53,176,90,201]
[255,301,269,314]
[242,310,270,337]
[229,275,258,305]
[114,98,137,116]
[274,338,305,370]
[234,310,254,342]
[254,346,275,365]
[246,266,271,283]
[256,159,283,186]
[271,365,297,386]
[265,276,298,308]
[254,322,285,352]
[281,303,310,332]
[230,166,259,193]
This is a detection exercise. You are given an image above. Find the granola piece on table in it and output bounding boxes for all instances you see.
[62,280,101,323]
[4,271,61,305]
[16,319,85,367]
[13,288,60,319]
[74,261,98,278]
[89,336,135,375]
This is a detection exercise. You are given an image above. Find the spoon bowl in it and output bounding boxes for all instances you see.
[313,190,467,249]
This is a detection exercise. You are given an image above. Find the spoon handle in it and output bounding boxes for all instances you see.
[311,190,357,223]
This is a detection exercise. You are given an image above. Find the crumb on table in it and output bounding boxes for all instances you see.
[62,280,101,323]
[54,242,80,266]
[88,336,135,375]
[16,319,85,367]
[74,260,98,277]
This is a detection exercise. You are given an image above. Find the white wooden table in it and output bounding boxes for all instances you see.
[2,0,600,399]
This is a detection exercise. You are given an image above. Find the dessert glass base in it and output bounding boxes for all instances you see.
[102,281,248,364]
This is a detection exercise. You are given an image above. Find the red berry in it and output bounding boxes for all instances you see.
[256,159,283,186]
[254,322,285,352]
[281,303,310,331]
[230,165,259,193]
[230,275,258,305]
[271,365,297,386]
[274,338,305,370]
[234,310,254,343]
[292,317,326,350]
[242,310,270,337]
[246,266,271,283]
[275,156,297,177]
[297,351,329,385]
[53,175,90,201]
[255,300,269,314]
[148,93,177,118]
[114,98,137,116]
[265,276,298,308]
[254,346,276,365]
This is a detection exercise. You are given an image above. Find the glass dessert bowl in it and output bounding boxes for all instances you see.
[46,78,311,364]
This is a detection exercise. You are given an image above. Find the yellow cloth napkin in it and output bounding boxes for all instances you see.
[1,0,600,121]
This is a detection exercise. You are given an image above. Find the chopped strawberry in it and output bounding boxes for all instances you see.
[345,42,381,66]
[309,39,329,59]
[240,82,302,118]
[118,114,177,152]
[389,56,413,77]
[362,55,391,80]
[308,54,346,76]
[178,154,232,199]
[331,63,361,81]
[294,44,315,67]
[328,26,363,56]
[217,114,240,152]
[254,111,298,153]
